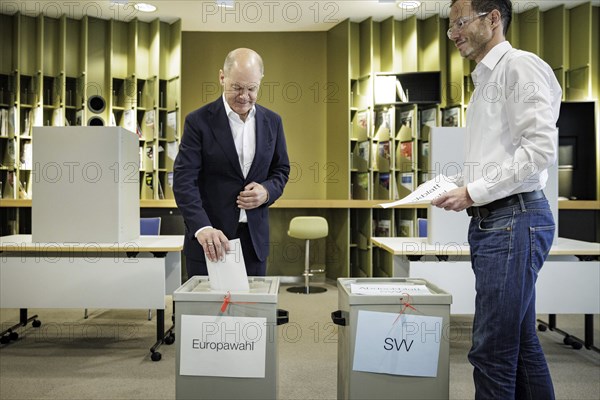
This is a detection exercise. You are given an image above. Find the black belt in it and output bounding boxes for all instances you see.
[466,190,545,218]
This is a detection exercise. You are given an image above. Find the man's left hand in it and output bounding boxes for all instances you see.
[237,182,268,210]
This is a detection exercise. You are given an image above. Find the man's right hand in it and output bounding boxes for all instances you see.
[196,228,230,262]
[431,186,474,212]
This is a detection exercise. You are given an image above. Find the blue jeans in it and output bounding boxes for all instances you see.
[467,196,555,400]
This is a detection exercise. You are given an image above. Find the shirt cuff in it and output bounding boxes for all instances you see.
[194,226,213,238]
[466,181,491,205]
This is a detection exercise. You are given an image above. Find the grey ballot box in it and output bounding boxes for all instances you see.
[174,276,288,400]
[332,278,452,400]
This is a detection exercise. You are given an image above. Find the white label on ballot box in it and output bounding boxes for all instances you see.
[353,310,442,377]
[351,283,431,296]
[180,315,267,378]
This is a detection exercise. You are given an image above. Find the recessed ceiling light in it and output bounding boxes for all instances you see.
[217,0,235,8]
[397,1,422,9]
[134,3,157,12]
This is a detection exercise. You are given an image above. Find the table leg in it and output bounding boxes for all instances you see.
[548,314,556,330]
[149,308,176,361]
[584,314,596,350]
[0,309,41,344]
[537,314,599,353]
[156,309,165,342]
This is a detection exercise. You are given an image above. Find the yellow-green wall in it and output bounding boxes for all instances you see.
[181,32,329,200]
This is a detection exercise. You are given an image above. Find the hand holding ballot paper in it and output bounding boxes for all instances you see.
[379,176,458,208]
[206,239,250,292]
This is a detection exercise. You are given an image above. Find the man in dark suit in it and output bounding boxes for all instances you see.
[173,48,290,277]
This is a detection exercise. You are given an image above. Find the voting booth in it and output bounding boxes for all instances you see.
[174,276,288,400]
[31,127,139,243]
[331,278,452,400]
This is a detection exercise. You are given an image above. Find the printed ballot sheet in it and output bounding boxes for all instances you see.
[206,239,250,292]
[379,175,458,208]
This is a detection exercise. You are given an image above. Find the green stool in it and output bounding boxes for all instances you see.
[286,216,328,294]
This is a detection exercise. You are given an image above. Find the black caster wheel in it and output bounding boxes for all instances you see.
[151,352,162,362]
[0,335,10,344]
[164,333,175,345]
[32,320,41,328]
[8,331,19,341]
[563,335,582,349]
[563,335,573,345]
[571,341,583,350]
[537,324,547,332]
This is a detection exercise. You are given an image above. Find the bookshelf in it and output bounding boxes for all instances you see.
[537,4,598,202]
[326,16,447,278]
[1,4,598,272]
[0,11,181,234]
[325,4,599,278]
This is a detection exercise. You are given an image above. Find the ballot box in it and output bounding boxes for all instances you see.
[174,276,288,400]
[331,278,452,399]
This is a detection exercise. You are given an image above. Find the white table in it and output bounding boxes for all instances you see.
[0,234,184,361]
[371,236,600,350]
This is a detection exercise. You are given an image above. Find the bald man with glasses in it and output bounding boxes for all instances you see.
[174,48,290,278]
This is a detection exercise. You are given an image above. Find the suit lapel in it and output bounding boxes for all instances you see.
[208,99,244,178]
[247,106,272,179]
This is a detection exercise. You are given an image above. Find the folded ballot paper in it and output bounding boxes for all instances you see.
[206,238,250,292]
[379,175,458,208]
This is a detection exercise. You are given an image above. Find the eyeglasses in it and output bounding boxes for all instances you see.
[447,12,490,39]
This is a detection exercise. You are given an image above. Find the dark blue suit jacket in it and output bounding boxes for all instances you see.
[173,97,290,262]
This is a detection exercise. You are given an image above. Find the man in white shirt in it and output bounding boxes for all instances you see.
[174,48,290,277]
[433,1,560,398]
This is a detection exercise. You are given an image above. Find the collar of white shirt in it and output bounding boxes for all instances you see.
[473,40,512,78]
[222,94,256,123]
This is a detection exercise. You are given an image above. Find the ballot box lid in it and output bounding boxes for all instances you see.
[338,278,452,306]
[173,276,279,304]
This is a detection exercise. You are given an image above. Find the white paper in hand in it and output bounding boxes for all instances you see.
[379,175,458,208]
[206,239,250,292]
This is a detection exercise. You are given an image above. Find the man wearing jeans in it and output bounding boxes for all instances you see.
[432,0,561,398]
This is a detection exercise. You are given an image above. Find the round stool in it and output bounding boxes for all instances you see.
[286,216,328,294]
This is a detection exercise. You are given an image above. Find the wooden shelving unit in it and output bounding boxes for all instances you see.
[0,12,181,235]
[322,4,599,278]
[1,3,598,275]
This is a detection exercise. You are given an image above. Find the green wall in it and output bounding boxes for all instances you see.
[181,31,329,199]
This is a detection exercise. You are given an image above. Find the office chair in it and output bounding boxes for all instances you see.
[286,216,329,294]
[140,217,161,236]
[84,217,162,320]
[140,217,161,320]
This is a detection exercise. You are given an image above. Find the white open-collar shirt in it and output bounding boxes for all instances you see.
[464,41,562,206]
[223,94,256,223]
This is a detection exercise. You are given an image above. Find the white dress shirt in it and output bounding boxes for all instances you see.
[223,94,256,223]
[194,96,257,238]
[464,41,562,206]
